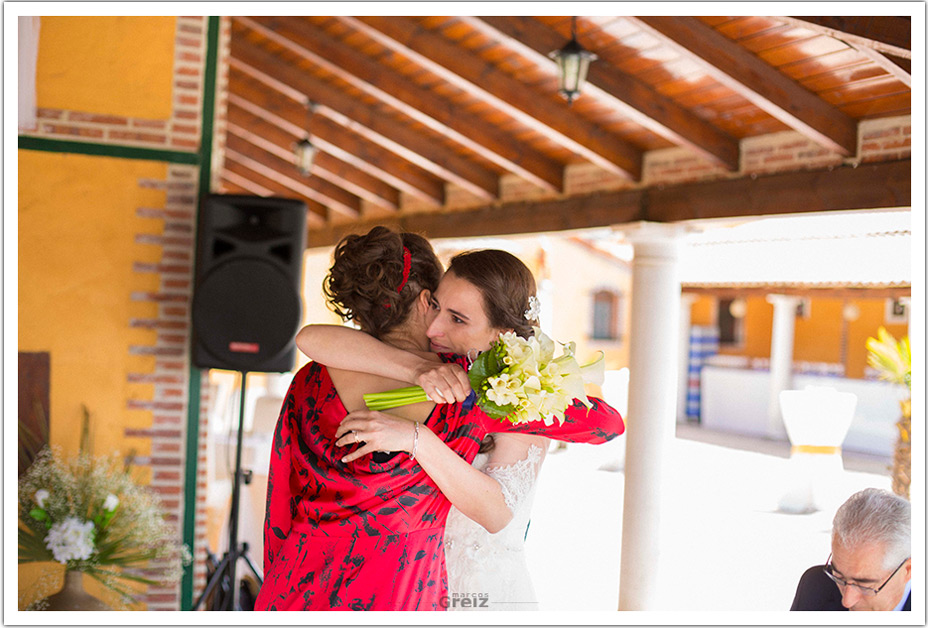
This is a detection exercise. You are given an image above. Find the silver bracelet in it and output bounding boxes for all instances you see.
[410,421,420,461]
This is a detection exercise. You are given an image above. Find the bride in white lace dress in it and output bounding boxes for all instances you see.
[443,432,547,611]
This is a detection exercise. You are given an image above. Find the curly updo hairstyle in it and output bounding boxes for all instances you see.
[446,249,538,339]
[323,226,442,339]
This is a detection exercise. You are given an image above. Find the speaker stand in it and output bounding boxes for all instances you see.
[193,370,264,610]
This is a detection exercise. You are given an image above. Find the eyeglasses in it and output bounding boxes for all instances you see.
[824,553,909,597]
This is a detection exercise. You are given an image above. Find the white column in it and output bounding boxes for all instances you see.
[766,294,801,438]
[18,16,41,132]
[618,223,686,611]
[677,293,698,423]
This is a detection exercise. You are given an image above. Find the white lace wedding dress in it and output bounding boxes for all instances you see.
[444,439,546,611]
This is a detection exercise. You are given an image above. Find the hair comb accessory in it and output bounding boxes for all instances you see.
[524,295,541,322]
[397,246,412,293]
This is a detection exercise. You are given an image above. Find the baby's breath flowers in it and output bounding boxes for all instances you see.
[19,447,191,607]
[365,327,604,425]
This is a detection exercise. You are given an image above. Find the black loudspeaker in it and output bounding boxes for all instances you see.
[192,194,307,372]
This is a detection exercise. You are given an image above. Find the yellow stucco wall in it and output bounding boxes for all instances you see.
[845,301,908,379]
[793,298,843,363]
[740,296,774,358]
[18,150,170,609]
[36,16,176,120]
[690,296,715,327]
[18,150,167,458]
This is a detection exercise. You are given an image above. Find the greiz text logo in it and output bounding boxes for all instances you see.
[439,592,490,609]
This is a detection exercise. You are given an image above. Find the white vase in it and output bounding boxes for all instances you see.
[777,386,857,513]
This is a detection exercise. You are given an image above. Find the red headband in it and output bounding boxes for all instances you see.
[397,246,412,293]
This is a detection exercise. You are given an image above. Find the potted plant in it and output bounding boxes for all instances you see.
[18,416,190,610]
[866,326,911,499]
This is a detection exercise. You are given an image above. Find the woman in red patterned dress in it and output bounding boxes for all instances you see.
[254,227,622,611]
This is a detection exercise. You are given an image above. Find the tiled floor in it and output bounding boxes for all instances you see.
[525,424,894,612]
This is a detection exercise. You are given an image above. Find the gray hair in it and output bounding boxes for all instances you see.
[832,488,910,569]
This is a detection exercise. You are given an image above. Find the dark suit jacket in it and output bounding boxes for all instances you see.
[790,565,911,611]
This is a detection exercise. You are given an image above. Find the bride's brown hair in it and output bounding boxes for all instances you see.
[446,249,538,340]
[323,226,442,339]
[446,249,539,454]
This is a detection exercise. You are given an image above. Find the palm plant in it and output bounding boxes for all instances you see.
[866,327,911,499]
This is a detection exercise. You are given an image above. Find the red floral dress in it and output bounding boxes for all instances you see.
[254,359,623,611]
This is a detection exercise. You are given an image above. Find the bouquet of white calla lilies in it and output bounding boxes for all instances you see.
[365,327,604,425]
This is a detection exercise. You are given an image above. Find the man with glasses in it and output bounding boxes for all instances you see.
[791,488,911,611]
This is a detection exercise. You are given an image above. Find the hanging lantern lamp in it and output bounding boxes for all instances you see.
[294,99,318,176]
[549,16,597,105]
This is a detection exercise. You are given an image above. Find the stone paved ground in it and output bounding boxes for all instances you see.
[525,424,893,614]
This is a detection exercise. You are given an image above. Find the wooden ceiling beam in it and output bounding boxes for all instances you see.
[220,170,273,196]
[225,134,362,218]
[223,161,328,227]
[783,16,911,59]
[226,103,401,210]
[629,17,858,156]
[465,16,740,171]
[228,46,496,203]
[227,72,445,205]
[843,44,911,88]
[229,59,498,205]
[343,16,642,180]
[306,159,910,248]
[236,16,563,193]
[646,159,910,223]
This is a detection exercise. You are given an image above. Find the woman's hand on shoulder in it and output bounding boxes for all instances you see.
[336,410,422,463]
[411,360,471,404]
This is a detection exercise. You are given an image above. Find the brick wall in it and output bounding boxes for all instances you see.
[128,164,209,610]
[441,114,911,208]
[739,131,844,175]
[858,116,912,163]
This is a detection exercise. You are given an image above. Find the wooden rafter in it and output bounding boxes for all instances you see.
[306,159,910,248]
[225,134,361,218]
[629,16,858,156]
[784,16,911,59]
[841,44,911,88]
[220,169,273,196]
[226,106,401,210]
[227,70,446,205]
[235,16,563,193]
[343,16,643,180]
[464,16,740,171]
[223,161,328,226]
[228,44,495,203]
